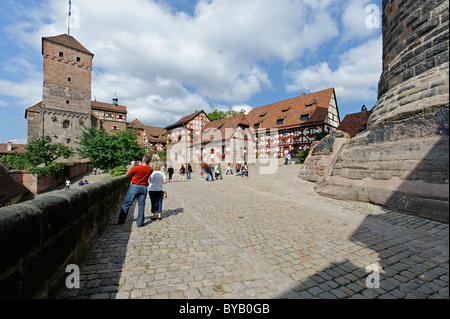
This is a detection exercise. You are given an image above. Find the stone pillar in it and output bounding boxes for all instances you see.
[314,0,449,223]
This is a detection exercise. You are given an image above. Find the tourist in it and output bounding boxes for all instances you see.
[187,163,192,179]
[205,163,214,181]
[78,180,84,186]
[118,154,154,227]
[215,163,223,180]
[179,164,186,182]
[148,163,167,221]
[84,180,89,184]
[168,165,174,182]
[226,163,233,175]
[284,153,289,165]
[235,161,241,176]
[241,162,249,177]
[65,179,70,190]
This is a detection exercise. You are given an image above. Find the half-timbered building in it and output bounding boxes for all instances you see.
[245,88,340,158]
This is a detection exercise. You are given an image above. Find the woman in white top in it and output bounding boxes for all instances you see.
[148,163,167,220]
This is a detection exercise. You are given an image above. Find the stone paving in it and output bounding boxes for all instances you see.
[58,163,449,299]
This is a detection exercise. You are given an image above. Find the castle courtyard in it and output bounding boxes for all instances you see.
[58,163,449,299]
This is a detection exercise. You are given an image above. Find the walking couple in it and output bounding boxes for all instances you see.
[117,154,167,227]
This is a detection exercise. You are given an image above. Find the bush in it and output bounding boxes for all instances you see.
[28,162,71,178]
[109,165,128,177]
[296,148,310,164]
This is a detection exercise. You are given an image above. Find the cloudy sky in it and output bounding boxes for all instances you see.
[0,0,382,144]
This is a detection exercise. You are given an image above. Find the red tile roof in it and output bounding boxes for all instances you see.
[144,126,167,143]
[202,113,251,142]
[165,110,210,130]
[337,108,371,138]
[0,143,27,155]
[246,88,335,130]
[42,34,94,56]
[127,119,145,129]
[91,100,127,113]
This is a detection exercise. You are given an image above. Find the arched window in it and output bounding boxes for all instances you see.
[63,120,70,129]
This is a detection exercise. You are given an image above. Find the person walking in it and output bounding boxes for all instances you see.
[148,163,167,221]
[226,163,233,175]
[118,154,154,227]
[168,165,174,182]
[179,164,186,182]
[65,179,70,190]
[187,163,192,179]
[215,163,223,180]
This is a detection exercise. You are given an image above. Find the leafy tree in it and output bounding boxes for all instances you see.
[77,127,145,170]
[296,148,310,164]
[26,137,74,167]
[0,152,30,170]
[315,130,329,141]
[208,107,246,122]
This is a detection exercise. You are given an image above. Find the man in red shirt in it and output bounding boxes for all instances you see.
[118,154,153,227]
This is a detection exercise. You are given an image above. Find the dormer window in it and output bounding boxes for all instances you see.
[260,112,267,118]
[254,123,260,130]
[301,114,310,121]
[277,119,285,125]
[282,107,291,112]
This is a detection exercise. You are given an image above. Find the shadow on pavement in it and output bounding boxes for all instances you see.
[277,210,449,299]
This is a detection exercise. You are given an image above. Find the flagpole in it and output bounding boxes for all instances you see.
[68,0,71,35]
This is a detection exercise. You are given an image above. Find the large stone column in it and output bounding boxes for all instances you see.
[314,0,449,223]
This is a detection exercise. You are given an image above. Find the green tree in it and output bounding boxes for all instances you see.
[77,127,145,170]
[26,137,74,166]
[208,107,246,122]
[0,152,30,170]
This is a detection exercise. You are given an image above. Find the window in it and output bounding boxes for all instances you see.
[76,57,81,62]
[277,119,285,125]
[63,121,70,129]
[112,126,119,130]
[59,52,64,57]
[68,77,71,82]
[309,128,317,135]
[107,113,113,118]
[301,114,310,121]
[66,100,70,104]
[118,115,123,119]
[254,123,260,130]
[282,107,291,112]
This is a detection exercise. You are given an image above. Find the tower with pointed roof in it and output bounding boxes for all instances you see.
[26,34,94,149]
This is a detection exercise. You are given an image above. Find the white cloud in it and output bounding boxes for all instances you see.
[341,0,381,42]
[1,0,382,133]
[286,36,382,103]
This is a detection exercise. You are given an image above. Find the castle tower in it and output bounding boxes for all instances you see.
[30,34,94,149]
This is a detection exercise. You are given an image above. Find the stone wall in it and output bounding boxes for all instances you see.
[0,174,131,298]
[10,161,91,195]
[308,0,449,223]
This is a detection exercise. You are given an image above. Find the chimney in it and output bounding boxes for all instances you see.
[7,142,12,151]
[300,92,305,96]
[361,105,368,114]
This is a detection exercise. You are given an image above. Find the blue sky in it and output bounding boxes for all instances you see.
[0,0,382,144]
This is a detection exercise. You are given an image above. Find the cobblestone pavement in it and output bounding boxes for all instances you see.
[58,163,449,299]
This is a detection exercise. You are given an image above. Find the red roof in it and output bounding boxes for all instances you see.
[144,126,167,143]
[42,34,94,56]
[165,110,210,130]
[91,100,127,113]
[202,113,250,142]
[246,88,336,130]
[0,143,27,155]
[337,108,371,138]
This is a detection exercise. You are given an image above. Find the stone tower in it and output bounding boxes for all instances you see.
[28,34,94,150]
[312,0,449,222]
